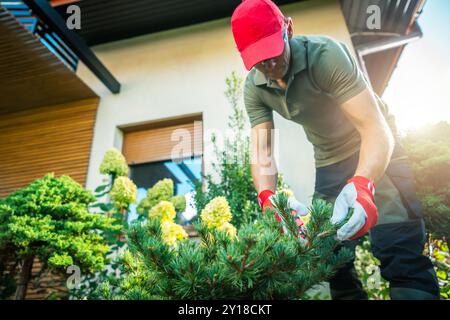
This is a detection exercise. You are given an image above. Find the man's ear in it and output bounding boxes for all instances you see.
[286,17,294,40]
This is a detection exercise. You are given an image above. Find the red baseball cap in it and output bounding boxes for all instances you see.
[231,0,286,70]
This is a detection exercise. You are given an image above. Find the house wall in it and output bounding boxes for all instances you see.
[77,0,354,206]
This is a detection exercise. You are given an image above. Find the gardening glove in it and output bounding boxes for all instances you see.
[331,176,378,241]
[258,190,308,237]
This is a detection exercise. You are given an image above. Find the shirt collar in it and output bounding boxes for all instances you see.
[253,37,308,87]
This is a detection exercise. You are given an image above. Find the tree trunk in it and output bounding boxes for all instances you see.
[14,255,34,300]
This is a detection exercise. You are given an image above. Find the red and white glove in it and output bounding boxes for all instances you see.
[258,190,308,237]
[331,176,378,241]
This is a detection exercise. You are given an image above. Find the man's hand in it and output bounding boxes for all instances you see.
[258,189,308,236]
[331,176,378,241]
[258,190,308,216]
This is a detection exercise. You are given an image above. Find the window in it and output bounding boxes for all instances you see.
[128,157,202,224]
[121,114,203,224]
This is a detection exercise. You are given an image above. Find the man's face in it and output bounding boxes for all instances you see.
[254,30,291,81]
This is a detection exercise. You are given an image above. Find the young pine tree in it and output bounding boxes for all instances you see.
[98,194,352,300]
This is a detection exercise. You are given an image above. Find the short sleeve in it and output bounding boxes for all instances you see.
[243,78,273,127]
[312,38,368,104]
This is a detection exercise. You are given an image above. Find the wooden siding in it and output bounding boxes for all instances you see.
[25,258,67,300]
[0,98,99,197]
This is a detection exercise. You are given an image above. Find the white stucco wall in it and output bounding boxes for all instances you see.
[77,0,354,206]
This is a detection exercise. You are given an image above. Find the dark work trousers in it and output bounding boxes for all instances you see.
[314,144,440,300]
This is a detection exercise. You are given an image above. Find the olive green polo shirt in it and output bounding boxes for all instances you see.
[244,35,394,168]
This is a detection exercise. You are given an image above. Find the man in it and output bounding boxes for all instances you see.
[231,0,439,299]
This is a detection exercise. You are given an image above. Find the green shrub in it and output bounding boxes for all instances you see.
[0,174,118,299]
[425,238,449,299]
[97,195,352,300]
[402,121,450,240]
[354,238,390,300]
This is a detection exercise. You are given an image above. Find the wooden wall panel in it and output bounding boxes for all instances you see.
[123,117,203,165]
[0,98,99,197]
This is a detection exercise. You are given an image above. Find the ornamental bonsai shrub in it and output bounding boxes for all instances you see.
[0,174,119,299]
[94,147,137,232]
[97,194,352,300]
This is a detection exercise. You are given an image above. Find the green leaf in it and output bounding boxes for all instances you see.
[95,190,112,198]
[437,270,447,280]
[100,203,114,212]
[95,184,109,193]
[89,202,103,208]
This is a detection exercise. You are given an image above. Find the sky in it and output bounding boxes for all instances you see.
[383,0,450,132]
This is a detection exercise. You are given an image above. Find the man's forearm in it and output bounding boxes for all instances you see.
[354,123,394,182]
[251,162,278,194]
[250,121,278,194]
[340,88,395,182]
